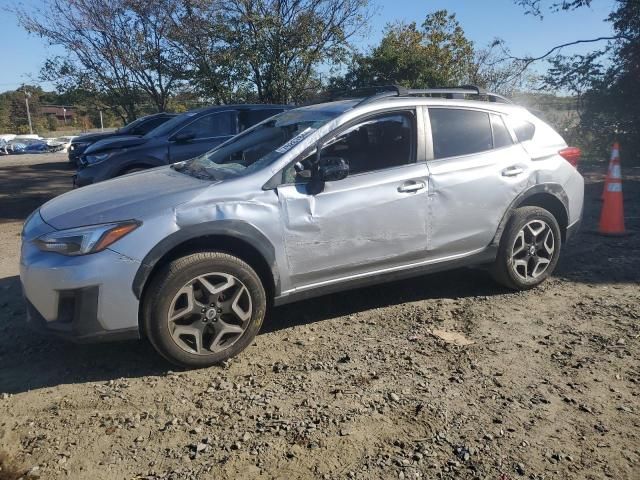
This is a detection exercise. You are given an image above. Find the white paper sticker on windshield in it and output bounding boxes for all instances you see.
[275,127,314,154]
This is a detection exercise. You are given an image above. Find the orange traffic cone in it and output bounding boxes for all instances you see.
[599,145,625,236]
[601,142,619,200]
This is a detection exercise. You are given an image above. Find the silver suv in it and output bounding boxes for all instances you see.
[20,87,584,367]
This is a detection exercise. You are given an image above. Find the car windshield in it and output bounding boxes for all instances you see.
[144,111,198,138]
[178,108,342,181]
[118,116,149,134]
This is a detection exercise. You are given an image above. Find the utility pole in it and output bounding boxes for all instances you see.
[23,89,33,135]
[99,110,104,131]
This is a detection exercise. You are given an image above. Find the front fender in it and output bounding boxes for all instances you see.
[131,220,279,299]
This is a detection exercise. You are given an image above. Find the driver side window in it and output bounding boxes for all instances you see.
[283,111,415,184]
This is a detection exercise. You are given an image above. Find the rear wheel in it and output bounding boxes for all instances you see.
[143,252,266,367]
[492,206,561,290]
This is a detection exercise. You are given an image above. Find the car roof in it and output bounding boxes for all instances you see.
[187,104,291,115]
[296,96,527,116]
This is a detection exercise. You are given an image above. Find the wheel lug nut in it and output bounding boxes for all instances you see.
[217,308,222,313]
[201,308,205,313]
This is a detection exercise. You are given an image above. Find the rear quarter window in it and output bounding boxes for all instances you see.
[509,117,536,143]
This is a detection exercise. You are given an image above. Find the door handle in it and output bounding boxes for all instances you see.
[502,166,525,177]
[398,181,426,193]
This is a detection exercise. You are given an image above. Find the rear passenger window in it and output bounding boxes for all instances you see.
[491,114,513,148]
[510,118,536,142]
[238,109,283,132]
[429,109,493,159]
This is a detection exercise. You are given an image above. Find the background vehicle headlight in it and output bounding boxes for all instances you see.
[70,142,90,151]
[35,221,140,256]
[85,152,111,165]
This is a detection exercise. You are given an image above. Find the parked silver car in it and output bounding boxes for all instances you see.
[20,87,584,367]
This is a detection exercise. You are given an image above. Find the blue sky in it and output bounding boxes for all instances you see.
[0,0,617,91]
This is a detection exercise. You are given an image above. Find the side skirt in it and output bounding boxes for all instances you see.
[273,246,497,306]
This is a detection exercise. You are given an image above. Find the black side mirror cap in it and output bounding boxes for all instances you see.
[171,132,196,143]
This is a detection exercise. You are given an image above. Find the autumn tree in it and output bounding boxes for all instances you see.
[16,0,186,121]
[232,0,371,103]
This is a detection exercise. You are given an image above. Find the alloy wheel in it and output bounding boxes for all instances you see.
[510,220,555,280]
[167,272,252,355]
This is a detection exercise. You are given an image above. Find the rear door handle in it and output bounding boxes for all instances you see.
[398,180,426,193]
[502,166,525,177]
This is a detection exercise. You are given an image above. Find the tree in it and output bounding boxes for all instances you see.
[332,11,474,89]
[0,86,49,134]
[511,0,639,164]
[177,0,372,104]
[16,0,186,121]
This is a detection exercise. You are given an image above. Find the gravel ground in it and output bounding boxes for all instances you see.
[0,153,638,480]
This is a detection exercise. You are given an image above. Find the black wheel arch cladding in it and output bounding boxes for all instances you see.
[492,183,569,247]
[131,220,279,301]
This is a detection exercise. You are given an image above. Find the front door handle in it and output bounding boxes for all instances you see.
[502,166,525,177]
[398,181,426,193]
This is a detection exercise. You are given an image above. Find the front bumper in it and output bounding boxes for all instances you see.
[74,166,98,188]
[20,239,142,343]
[68,145,88,165]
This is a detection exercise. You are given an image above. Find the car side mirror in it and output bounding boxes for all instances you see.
[306,155,349,195]
[171,132,196,143]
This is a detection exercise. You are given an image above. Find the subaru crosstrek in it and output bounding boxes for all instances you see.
[20,87,584,367]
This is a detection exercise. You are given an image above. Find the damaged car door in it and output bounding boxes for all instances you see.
[276,109,430,288]
[425,107,531,258]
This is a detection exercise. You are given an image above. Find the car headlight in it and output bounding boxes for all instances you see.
[85,152,112,165]
[70,142,90,151]
[35,220,140,256]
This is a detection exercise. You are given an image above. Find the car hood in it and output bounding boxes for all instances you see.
[84,135,148,155]
[73,132,115,144]
[40,166,210,230]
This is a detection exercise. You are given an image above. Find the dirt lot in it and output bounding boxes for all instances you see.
[0,153,638,480]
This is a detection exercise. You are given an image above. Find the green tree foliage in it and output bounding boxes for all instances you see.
[0,86,49,134]
[173,0,371,104]
[332,11,474,89]
[329,10,526,94]
[538,0,639,163]
[15,0,371,110]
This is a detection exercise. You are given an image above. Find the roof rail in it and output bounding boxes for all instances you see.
[355,85,512,107]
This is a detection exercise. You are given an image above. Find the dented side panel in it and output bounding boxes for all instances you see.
[426,143,532,256]
[277,163,430,286]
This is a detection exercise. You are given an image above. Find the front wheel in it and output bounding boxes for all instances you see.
[143,252,267,367]
[491,206,561,290]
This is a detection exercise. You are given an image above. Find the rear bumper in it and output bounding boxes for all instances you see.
[566,217,581,242]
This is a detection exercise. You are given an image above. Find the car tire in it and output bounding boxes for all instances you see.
[143,252,267,368]
[491,206,562,290]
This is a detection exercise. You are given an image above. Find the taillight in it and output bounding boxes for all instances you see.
[559,147,581,168]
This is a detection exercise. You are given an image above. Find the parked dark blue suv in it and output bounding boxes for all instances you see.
[68,113,176,167]
[74,104,289,187]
